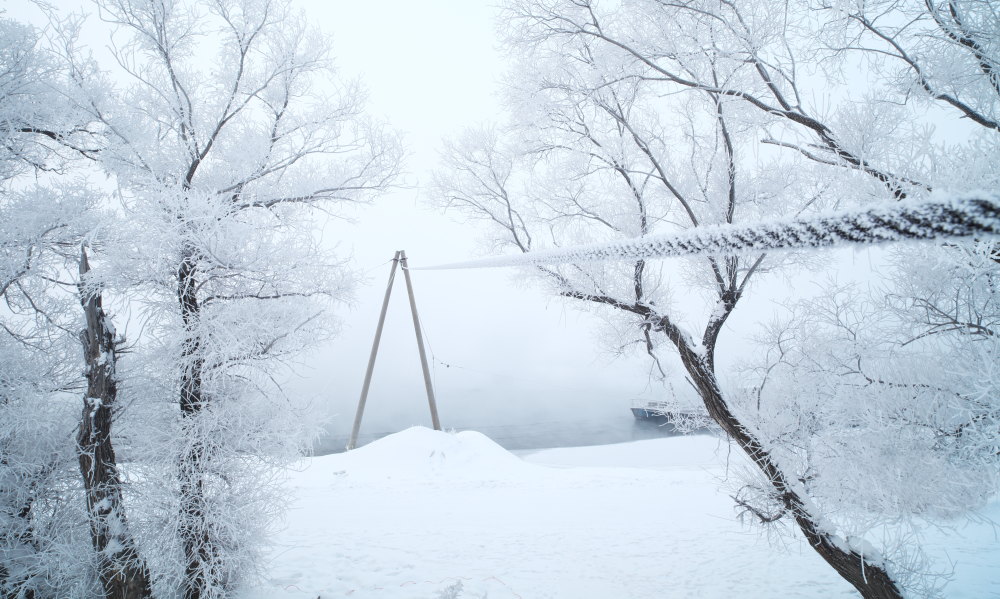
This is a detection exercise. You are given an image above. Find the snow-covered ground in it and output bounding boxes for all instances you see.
[244,428,999,599]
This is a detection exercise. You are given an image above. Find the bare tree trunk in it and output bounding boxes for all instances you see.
[176,243,212,599]
[77,248,152,599]
[658,315,905,599]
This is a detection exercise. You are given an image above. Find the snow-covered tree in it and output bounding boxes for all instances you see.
[54,0,402,596]
[435,1,998,597]
[0,12,119,597]
[733,276,996,596]
[733,2,999,594]
[0,189,101,599]
[77,244,154,599]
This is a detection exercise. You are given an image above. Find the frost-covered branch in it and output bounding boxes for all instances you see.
[419,193,1000,270]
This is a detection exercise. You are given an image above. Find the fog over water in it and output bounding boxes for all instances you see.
[312,417,709,456]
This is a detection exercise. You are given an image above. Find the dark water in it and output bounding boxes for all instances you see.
[311,414,707,456]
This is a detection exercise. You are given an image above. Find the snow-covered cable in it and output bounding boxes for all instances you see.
[415,193,1000,270]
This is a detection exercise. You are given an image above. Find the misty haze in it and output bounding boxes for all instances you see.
[2,1,998,599]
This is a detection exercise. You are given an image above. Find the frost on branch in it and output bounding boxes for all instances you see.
[420,193,1000,270]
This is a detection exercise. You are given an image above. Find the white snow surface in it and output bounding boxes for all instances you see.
[244,427,999,599]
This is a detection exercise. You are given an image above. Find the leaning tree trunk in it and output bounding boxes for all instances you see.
[77,248,152,599]
[657,313,905,599]
[176,243,214,599]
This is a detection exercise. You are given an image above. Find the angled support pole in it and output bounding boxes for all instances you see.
[346,250,441,451]
[346,251,401,450]
[399,250,442,431]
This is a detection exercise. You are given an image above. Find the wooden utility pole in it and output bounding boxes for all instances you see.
[400,250,441,431]
[346,251,441,450]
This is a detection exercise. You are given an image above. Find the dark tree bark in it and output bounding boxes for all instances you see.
[176,242,213,599]
[77,248,152,599]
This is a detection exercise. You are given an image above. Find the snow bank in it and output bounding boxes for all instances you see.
[248,429,998,599]
[330,426,531,479]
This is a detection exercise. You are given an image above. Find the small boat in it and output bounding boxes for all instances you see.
[630,399,710,433]
[630,399,673,421]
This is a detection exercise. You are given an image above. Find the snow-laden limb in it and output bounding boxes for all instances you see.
[417,193,1000,270]
[735,270,1000,595]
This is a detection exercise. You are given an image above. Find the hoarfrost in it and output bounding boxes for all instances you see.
[418,193,1000,271]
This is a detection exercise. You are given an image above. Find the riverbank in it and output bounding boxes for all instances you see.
[311,415,705,455]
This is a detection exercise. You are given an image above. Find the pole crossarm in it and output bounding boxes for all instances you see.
[415,194,1000,271]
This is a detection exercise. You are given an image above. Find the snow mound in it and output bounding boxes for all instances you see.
[333,426,529,478]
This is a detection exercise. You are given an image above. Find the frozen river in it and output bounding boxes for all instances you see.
[312,413,710,455]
